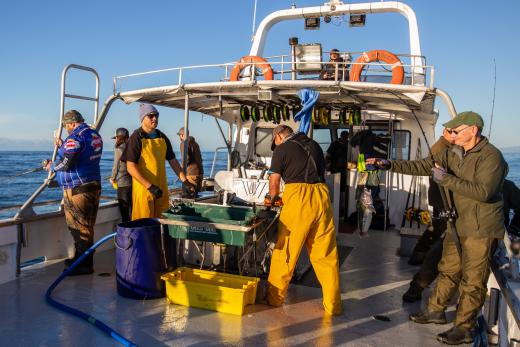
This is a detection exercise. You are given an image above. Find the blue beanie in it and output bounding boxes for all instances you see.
[138,103,159,122]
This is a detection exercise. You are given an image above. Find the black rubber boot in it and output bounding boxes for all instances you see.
[402,282,423,303]
[64,243,94,276]
[409,309,447,324]
[436,326,473,345]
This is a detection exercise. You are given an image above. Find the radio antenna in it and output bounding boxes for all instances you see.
[488,59,496,139]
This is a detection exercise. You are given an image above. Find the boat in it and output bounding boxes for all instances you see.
[1,1,518,345]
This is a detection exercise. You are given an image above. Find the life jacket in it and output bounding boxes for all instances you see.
[57,123,103,189]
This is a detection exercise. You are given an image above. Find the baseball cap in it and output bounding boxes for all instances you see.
[62,110,85,124]
[112,127,129,139]
[271,124,293,151]
[177,127,185,135]
[442,111,484,129]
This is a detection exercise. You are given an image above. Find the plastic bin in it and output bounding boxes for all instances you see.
[161,267,260,315]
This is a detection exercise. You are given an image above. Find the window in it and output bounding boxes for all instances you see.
[312,128,332,152]
[255,127,274,157]
[391,130,411,160]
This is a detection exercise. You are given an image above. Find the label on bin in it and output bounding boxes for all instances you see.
[188,225,217,235]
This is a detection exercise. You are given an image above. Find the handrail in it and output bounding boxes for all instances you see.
[210,147,229,178]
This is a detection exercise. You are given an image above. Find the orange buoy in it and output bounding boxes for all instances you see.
[349,50,404,84]
[230,55,274,81]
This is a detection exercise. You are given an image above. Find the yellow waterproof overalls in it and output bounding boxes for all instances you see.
[131,136,169,220]
[267,138,343,315]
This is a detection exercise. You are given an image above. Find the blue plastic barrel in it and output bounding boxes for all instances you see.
[115,218,175,299]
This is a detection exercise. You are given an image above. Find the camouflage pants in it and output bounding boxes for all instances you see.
[63,183,101,246]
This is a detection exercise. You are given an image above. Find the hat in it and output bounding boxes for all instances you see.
[330,48,339,53]
[271,125,293,151]
[112,127,129,139]
[62,110,85,124]
[177,127,185,136]
[340,130,349,139]
[442,111,484,129]
[138,103,159,122]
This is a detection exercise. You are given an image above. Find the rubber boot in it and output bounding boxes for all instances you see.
[402,282,424,303]
[64,243,94,276]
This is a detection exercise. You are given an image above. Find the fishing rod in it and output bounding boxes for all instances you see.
[488,58,497,139]
[389,91,462,256]
[1,160,50,183]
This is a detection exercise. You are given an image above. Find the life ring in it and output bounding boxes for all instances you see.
[230,55,274,81]
[349,50,404,84]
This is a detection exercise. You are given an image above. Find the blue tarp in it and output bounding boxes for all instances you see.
[293,88,320,135]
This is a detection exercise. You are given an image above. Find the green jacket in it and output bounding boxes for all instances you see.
[391,137,508,238]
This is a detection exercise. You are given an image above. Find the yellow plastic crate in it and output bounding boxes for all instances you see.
[161,267,260,316]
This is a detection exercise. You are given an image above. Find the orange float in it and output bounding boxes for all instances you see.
[349,50,404,84]
[230,55,274,81]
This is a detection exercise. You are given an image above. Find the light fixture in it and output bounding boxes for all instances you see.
[349,14,366,27]
[304,17,320,30]
[294,43,323,74]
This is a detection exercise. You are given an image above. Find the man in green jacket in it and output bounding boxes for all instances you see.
[367,111,508,345]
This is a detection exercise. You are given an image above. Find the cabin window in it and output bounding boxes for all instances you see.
[255,128,274,157]
[391,130,411,160]
[312,128,332,152]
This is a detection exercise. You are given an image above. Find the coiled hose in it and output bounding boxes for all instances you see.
[45,232,138,347]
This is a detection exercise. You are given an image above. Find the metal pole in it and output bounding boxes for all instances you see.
[183,93,190,173]
[227,122,233,171]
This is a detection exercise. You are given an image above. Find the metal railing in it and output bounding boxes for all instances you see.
[209,147,229,178]
[112,52,434,94]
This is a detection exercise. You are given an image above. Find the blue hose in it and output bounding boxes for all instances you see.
[45,232,138,347]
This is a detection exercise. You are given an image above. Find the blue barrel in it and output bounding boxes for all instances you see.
[115,218,175,299]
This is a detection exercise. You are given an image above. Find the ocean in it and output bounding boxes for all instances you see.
[0,150,229,219]
[0,150,519,220]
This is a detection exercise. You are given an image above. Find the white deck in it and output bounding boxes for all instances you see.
[0,228,470,346]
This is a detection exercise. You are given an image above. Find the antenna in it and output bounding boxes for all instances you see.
[488,59,496,139]
[251,0,258,42]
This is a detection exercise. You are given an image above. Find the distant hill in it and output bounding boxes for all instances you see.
[501,146,520,153]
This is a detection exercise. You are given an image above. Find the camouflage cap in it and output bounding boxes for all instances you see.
[442,111,484,129]
[62,110,85,124]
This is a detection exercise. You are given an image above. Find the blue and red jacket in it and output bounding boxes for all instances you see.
[54,123,103,189]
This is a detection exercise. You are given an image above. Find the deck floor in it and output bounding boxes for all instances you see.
[0,228,471,346]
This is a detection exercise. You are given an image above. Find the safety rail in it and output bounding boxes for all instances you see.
[209,147,230,178]
[112,52,434,95]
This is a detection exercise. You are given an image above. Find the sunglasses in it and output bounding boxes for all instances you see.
[146,114,159,119]
[446,126,470,135]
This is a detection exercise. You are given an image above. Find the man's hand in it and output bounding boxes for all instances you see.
[432,163,447,184]
[43,159,52,172]
[182,180,196,198]
[365,158,391,170]
[148,184,163,199]
[54,137,63,147]
[264,194,283,207]
[45,178,59,188]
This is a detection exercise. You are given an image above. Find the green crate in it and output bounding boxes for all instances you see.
[161,203,258,246]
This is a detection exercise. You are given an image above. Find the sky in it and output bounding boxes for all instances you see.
[1,0,519,151]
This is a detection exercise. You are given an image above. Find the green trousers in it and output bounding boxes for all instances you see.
[427,232,497,329]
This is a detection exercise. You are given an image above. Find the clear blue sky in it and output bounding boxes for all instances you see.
[1,0,519,150]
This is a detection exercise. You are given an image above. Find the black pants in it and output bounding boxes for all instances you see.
[411,237,444,289]
[117,186,132,223]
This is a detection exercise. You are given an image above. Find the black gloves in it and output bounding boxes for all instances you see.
[264,194,283,207]
[374,159,391,170]
[148,184,163,199]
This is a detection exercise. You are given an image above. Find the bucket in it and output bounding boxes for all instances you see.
[115,218,175,299]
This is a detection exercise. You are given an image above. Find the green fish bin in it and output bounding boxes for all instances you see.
[162,203,257,246]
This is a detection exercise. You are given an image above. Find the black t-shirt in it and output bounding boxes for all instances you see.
[270,132,325,184]
[326,140,348,173]
[121,128,175,163]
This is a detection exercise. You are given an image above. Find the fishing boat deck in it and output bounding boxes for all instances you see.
[0,227,470,346]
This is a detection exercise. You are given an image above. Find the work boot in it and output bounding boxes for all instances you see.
[402,282,423,303]
[409,309,447,324]
[436,326,473,345]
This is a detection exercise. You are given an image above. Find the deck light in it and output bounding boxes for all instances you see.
[304,17,320,30]
[294,43,323,74]
[349,14,366,27]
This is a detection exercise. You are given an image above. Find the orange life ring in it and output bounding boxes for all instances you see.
[230,55,274,81]
[349,50,404,84]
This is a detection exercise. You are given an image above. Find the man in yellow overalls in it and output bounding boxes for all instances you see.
[266,124,343,315]
[122,103,194,220]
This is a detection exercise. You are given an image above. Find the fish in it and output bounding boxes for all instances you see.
[357,187,376,238]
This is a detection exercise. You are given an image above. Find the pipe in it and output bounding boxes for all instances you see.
[45,232,137,347]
